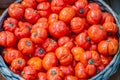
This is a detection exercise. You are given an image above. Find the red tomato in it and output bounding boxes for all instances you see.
[75,0,88,9]
[87,2,101,10]
[64,0,76,5]
[64,75,78,80]
[48,13,59,24]
[36,0,48,3]
[3,17,18,32]
[38,72,47,80]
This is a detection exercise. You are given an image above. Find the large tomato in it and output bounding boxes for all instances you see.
[42,52,58,70]
[3,17,18,32]
[38,72,47,80]
[47,67,64,80]
[8,3,24,19]
[17,38,34,55]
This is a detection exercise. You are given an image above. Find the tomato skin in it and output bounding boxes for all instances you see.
[70,17,85,33]
[21,66,37,80]
[21,0,37,9]
[8,3,24,19]
[3,48,23,64]
[24,8,40,24]
[75,32,91,49]
[11,57,26,71]
[87,9,102,24]
[42,52,58,71]
[49,21,68,38]
[51,0,66,13]
[27,57,43,72]
[0,31,16,47]
[71,47,85,61]
[87,2,101,10]
[98,37,118,56]
[38,72,47,80]
[37,2,51,17]
[55,47,73,65]
[64,75,78,80]
[88,25,107,42]
[42,38,58,52]
[47,67,64,80]
[3,17,18,32]
[31,27,48,44]
[17,38,34,55]
[48,13,59,24]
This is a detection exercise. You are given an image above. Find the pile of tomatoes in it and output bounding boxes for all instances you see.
[0,0,119,80]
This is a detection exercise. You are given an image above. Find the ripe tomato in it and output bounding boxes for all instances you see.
[3,48,22,64]
[38,72,47,80]
[0,31,16,47]
[48,13,58,24]
[49,21,68,38]
[51,0,66,13]
[88,25,107,42]
[8,3,24,19]
[3,17,18,32]
[103,22,118,35]
[31,27,48,44]
[17,38,34,55]
[70,17,85,33]
[87,9,102,24]
[42,38,58,52]
[36,0,48,3]
[75,32,91,49]
[27,57,43,72]
[21,66,37,80]
[42,52,58,70]
[55,47,73,65]
[21,0,37,9]
[37,2,51,17]
[87,2,101,10]
[11,57,26,71]
[47,67,64,80]
[59,7,75,23]
[75,0,88,9]
[98,37,118,56]
[64,75,78,80]
[59,65,74,76]
[71,47,85,61]
[24,8,40,24]
[75,62,88,79]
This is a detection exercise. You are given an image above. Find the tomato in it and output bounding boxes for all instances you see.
[75,32,91,49]
[37,2,51,17]
[0,31,16,47]
[101,12,115,24]
[21,0,37,9]
[48,13,58,24]
[3,48,22,64]
[33,46,46,59]
[31,27,48,44]
[21,66,37,80]
[103,22,118,35]
[75,62,88,79]
[47,67,64,80]
[98,37,118,56]
[64,75,78,80]
[17,38,34,55]
[11,57,26,71]
[37,17,48,23]
[3,17,18,32]
[59,7,75,23]
[70,17,85,33]
[55,47,73,65]
[49,21,68,38]
[64,0,76,5]
[42,52,58,70]
[58,36,74,49]
[27,57,43,72]
[87,2,101,10]
[24,8,40,24]
[71,47,85,61]
[75,0,88,9]
[42,38,58,52]
[88,25,107,42]
[8,3,24,19]
[59,65,74,76]
[51,0,66,13]
[36,0,48,3]
[88,43,98,51]
[87,9,102,24]
[38,72,47,80]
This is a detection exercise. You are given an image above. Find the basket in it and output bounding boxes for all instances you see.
[0,0,120,80]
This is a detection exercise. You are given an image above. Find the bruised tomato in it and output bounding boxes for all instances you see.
[38,72,47,80]
[3,17,18,32]
[42,52,58,70]
[47,67,64,80]
[48,13,59,24]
